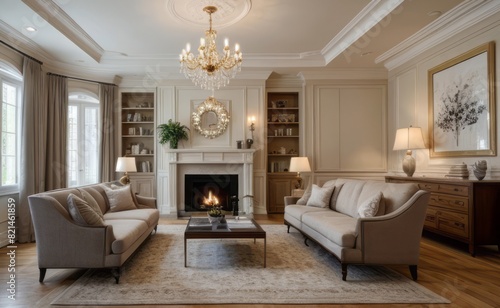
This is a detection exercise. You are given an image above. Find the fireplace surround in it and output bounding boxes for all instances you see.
[158,148,256,217]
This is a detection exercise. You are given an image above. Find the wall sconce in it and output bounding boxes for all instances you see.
[247,116,256,148]
[116,157,137,184]
[393,126,426,177]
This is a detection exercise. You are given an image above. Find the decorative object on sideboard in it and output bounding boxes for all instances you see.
[393,126,426,177]
[445,162,469,179]
[116,157,137,185]
[289,157,311,189]
[179,6,242,91]
[157,119,190,149]
[472,160,487,180]
[192,96,230,139]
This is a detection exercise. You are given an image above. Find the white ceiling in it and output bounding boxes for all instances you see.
[0,0,466,82]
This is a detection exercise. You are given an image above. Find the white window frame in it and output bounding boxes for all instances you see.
[0,65,22,195]
[67,91,100,187]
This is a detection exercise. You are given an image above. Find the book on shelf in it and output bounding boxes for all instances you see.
[140,161,152,172]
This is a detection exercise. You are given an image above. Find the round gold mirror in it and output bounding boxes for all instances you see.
[192,97,230,139]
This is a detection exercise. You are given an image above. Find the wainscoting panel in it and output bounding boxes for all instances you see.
[314,86,340,171]
[313,85,387,172]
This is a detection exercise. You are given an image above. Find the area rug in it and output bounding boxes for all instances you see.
[52,225,449,305]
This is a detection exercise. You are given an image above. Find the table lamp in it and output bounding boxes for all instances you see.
[116,157,137,184]
[289,157,311,189]
[393,126,426,177]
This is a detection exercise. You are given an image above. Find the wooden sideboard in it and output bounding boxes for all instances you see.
[385,176,500,256]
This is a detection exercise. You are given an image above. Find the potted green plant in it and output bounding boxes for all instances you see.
[157,119,190,149]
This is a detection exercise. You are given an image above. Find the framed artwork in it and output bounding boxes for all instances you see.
[428,41,496,157]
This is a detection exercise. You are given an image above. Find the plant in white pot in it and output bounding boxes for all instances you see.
[157,119,190,149]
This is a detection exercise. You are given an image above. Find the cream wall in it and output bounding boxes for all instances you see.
[388,12,500,179]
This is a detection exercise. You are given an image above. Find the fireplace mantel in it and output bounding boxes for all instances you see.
[159,148,256,217]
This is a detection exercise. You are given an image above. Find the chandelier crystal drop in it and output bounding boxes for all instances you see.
[180,6,242,91]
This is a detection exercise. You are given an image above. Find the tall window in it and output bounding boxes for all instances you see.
[67,92,99,187]
[0,66,22,193]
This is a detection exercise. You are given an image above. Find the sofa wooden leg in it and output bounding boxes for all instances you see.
[154,225,158,233]
[304,237,309,247]
[287,225,290,233]
[111,267,122,284]
[341,264,348,281]
[409,265,418,280]
[39,268,47,283]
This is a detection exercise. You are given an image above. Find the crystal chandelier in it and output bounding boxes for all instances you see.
[180,6,243,91]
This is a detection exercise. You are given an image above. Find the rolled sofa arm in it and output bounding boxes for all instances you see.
[358,190,430,265]
[284,196,300,206]
[28,195,114,268]
[135,194,157,209]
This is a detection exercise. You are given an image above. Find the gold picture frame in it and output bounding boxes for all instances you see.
[428,41,496,157]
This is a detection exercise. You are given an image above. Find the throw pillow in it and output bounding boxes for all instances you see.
[67,193,105,226]
[104,185,137,212]
[296,181,312,205]
[306,184,336,208]
[80,190,104,219]
[357,191,383,218]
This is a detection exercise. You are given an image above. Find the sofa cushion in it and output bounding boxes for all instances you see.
[357,191,382,218]
[67,193,105,226]
[306,184,335,208]
[302,211,358,248]
[334,179,366,217]
[104,185,137,212]
[105,219,149,254]
[104,208,159,228]
[285,204,329,222]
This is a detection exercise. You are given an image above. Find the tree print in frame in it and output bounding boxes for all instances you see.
[428,41,496,157]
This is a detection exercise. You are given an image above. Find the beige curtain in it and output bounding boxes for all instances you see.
[99,84,119,182]
[18,57,46,243]
[45,74,68,190]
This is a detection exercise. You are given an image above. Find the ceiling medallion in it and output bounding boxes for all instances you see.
[168,0,251,28]
[192,97,230,139]
[179,5,243,91]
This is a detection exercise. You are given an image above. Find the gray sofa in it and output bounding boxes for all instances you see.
[28,182,159,283]
[284,178,430,281]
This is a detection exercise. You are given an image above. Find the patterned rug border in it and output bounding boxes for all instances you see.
[52,224,450,306]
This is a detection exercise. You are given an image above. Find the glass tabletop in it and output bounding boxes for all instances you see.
[185,216,262,232]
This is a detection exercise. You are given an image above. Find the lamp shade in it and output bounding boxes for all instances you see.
[116,157,137,172]
[289,157,311,173]
[393,126,426,150]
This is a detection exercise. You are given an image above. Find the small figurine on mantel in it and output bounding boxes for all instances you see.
[472,160,487,180]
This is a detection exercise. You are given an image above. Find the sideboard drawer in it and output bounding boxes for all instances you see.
[417,182,469,197]
[429,193,468,213]
[424,208,438,229]
[436,210,469,239]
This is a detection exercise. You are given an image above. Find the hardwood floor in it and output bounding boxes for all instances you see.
[1,214,499,308]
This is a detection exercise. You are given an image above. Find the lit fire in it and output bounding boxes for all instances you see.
[203,191,219,207]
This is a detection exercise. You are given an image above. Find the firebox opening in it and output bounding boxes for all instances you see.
[184,174,238,212]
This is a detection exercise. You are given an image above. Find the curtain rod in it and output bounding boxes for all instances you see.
[0,40,43,65]
[47,72,117,87]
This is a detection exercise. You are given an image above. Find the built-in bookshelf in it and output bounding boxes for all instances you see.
[266,91,300,213]
[120,91,156,196]
[267,92,300,173]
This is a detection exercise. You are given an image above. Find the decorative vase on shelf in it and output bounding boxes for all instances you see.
[472,160,487,180]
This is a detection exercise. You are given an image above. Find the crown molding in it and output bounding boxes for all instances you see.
[322,0,405,64]
[376,0,500,71]
[0,20,53,62]
[298,68,388,80]
[22,0,104,63]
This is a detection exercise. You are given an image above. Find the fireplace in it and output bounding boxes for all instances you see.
[184,174,238,213]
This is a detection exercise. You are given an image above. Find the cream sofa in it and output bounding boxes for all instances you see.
[28,182,159,283]
[284,178,430,281]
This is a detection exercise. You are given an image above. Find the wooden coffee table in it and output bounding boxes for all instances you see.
[184,217,266,267]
